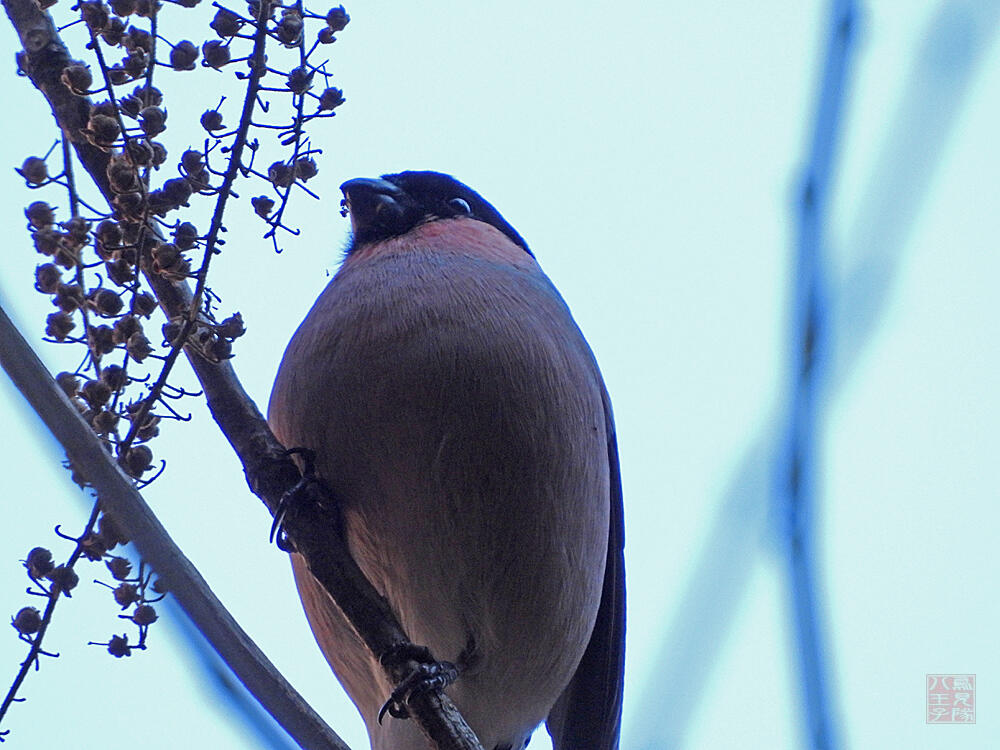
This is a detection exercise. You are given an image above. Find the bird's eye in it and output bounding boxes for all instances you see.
[339,198,349,218]
[446,198,471,215]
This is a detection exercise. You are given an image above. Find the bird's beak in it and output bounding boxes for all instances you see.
[340,177,409,240]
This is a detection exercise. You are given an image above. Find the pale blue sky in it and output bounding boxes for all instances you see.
[1,2,997,749]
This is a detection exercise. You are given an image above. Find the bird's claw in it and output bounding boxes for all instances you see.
[377,643,458,724]
[270,447,320,551]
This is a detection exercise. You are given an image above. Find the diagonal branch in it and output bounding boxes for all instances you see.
[2,1,482,748]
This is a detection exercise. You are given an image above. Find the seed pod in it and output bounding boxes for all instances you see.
[200,109,224,131]
[25,547,55,578]
[170,40,198,70]
[107,634,132,658]
[45,311,75,340]
[318,87,345,111]
[20,156,49,185]
[35,264,62,294]
[47,565,80,595]
[61,64,93,95]
[12,607,43,635]
[138,105,166,137]
[202,39,230,69]
[325,5,350,31]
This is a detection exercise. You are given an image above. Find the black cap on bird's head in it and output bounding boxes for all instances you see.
[339,171,532,256]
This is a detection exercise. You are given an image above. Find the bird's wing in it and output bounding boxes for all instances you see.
[546,384,625,750]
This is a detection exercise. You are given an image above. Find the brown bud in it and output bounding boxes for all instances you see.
[276,10,303,45]
[126,332,153,361]
[151,578,167,594]
[161,319,182,344]
[112,192,144,222]
[101,16,126,44]
[318,86,345,111]
[173,221,199,249]
[12,607,42,635]
[81,1,110,30]
[109,0,134,15]
[25,547,55,578]
[124,26,152,53]
[218,312,246,339]
[101,364,128,391]
[286,66,313,95]
[251,195,275,218]
[202,39,230,68]
[113,582,139,607]
[32,227,60,256]
[161,178,192,207]
[107,157,139,193]
[53,283,83,312]
[107,65,130,86]
[20,156,49,185]
[89,324,116,355]
[138,106,166,136]
[25,201,55,229]
[45,311,75,340]
[130,292,157,318]
[47,565,80,595]
[106,258,135,286]
[118,94,141,119]
[150,141,168,167]
[91,100,118,120]
[200,109,224,132]
[125,138,154,166]
[112,315,142,344]
[35,263,62,294]
[95,219,123,252]
[55,372,80,397]
[81,379,113,407]
[85,114,121,148]
[107,634,132,657]
[268,161,295,188]
[133,604,158,625]
[134,0,154,17]
[53,243,79,270]
[91,288,124,317]
[63,215,91,244]
[99,513,129,548]
[79,532,108,561]
[179,150,204,175]
[106,556,132,580]
[61,64,93,94]
[136,414,160,441]
[170,40,198,70]
[121,50,148,79]
[294,157,318,181]
[325,5,349,31]
[92,408,120,435]
[210,7,242,36]
[122,444,153,477]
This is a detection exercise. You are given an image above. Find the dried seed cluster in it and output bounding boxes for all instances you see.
[6,0,349,724]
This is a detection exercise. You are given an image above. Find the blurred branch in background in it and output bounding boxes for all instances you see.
[780,1,858,749]
[626,1,1000,748]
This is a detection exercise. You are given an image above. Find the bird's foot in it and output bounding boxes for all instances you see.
[269,447,325,551]
[377,643,459,723]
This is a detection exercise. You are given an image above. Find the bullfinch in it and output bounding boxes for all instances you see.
[267,171,625,750]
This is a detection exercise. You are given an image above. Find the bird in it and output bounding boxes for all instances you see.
[267,171,625,750]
